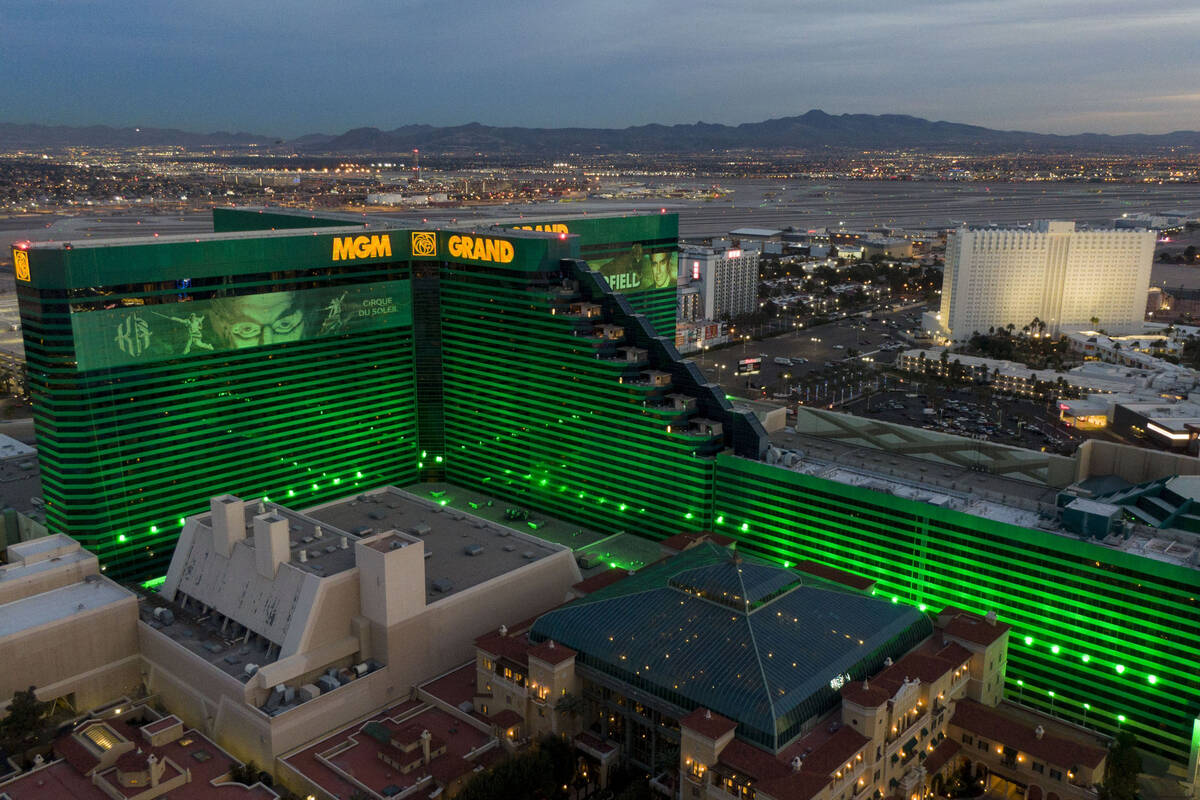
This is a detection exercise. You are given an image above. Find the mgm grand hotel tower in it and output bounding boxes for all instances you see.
[11,209,1200,771]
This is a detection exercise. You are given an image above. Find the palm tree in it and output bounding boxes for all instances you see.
[554,692,586,728]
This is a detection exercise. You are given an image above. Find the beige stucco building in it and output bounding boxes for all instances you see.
[0,534,141,713]
[141,487,582,767]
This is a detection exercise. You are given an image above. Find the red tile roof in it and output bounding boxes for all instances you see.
[840,680,891,708]
[428,753,473,786]
[659,533,700,553]
[951,699,1106,770]
[935,641,974,666]
[282,703,488,800]
[757,770,830,800]
[488,709,523,729]
[571,568,632,595]
[54,736,100,775]
[31,715,278,800]
[140,716,182,736]
[716,738,790,781]
[792,560,875,592]
[799,726,871,776]
[419,664,483,718]
[680,708,737,740]
[528,639,576,666]
[941,612,1010,647]
[923,738,961,775]
[114,750,150,772]
[474,628,533,666]
[659,532,736,553]
[876,652,957,688]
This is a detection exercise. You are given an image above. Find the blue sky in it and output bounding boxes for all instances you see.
[3,0,1198,137]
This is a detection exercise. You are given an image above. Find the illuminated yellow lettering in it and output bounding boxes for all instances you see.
[333,234,391,261]
[444,235,514,263]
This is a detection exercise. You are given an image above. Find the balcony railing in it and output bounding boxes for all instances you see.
[886,712,929,755]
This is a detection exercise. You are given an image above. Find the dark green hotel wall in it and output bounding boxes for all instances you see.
[17,241,421,580]
[713,453,1200,765]
[437,257,722,540]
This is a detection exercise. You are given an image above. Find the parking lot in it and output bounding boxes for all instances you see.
[687,303,928,399]
[842,385,1085,454]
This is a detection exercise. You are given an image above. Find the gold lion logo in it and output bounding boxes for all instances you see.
[411,232,437,257]
[13,250,30,282]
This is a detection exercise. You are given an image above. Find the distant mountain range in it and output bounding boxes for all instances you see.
[0,122,275,149]
[4,111,1199,155]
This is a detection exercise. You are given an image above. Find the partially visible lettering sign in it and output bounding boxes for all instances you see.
[13,250,30,282]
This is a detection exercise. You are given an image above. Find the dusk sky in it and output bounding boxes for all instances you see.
[3,0,1199,138]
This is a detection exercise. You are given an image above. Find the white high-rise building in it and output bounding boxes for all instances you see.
[926,221,1155,342]
[680,243,760,320]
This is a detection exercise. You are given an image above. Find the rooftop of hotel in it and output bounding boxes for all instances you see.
[280,697,498,800]
[951,699,1108,771]
[308,486,571,600]
[138,595,278,682]
[768,425,1200,569]
[0,578,132,639]
[530,542,932,752]
[0,534,95,585]
[0,707,277,800]
[390,481,665,575]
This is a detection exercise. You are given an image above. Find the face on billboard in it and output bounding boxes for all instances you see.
[71,280,411,371]
[217,293,307,348]
[591,248,677,294]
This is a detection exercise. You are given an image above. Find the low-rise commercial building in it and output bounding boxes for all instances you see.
[141,487,582,768]
[0,704,278,800]
[0,534,140,713]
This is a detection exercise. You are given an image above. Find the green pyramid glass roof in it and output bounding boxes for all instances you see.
[531,543,932,751]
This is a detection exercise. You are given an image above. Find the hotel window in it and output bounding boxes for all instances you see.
[978,739,989,752]
[1050,769,1063,782]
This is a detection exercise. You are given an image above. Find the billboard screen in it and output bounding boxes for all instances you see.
[736,357,762,375]
[70,280,411,371]
[590,249,677,295]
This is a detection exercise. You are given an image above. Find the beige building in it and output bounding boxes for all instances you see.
[0,534,140,713]
[930,221,1155,342]
[142,487,582,768]
[461,539,1110,800]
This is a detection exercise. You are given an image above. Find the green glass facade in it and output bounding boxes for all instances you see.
[437,256,758,539]
[712,454,1200,766]
[16,231,425,578]
[503,214,678,339]
[12,211,1199,767]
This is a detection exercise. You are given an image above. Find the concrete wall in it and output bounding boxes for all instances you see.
[381,549,581,693]
[141,619,400,768]
[0,554,97,606]
[0,595,141,712]
[138,622,264,758]
[1075,438,1200,484]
